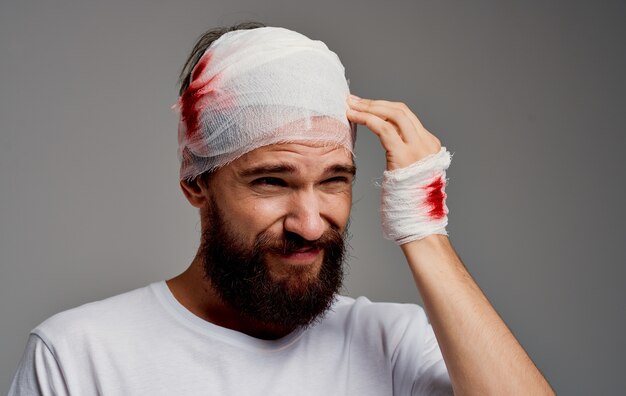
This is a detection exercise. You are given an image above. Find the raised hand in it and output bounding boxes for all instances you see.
[346,94,442,171]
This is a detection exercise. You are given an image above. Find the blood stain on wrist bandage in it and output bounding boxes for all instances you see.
[423,176,447,220]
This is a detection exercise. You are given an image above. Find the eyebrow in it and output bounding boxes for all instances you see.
[325,164,357,176]
[239,163,356,178]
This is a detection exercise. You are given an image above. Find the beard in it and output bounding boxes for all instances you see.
[200,195,347,332]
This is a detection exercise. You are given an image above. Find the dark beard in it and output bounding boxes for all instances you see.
[200,195,347,332]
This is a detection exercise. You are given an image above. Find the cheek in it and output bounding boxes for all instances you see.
[322,192,352,228]
[228,198,289,236]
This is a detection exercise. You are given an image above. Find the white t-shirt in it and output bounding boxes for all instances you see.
[9,281,452,395]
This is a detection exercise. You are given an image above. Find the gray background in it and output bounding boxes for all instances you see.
[1,0,624,394]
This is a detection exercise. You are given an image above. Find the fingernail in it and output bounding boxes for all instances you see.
[349,94,361,102]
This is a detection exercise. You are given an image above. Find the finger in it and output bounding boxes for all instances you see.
[349,98,416,143]
[375,99,428,137]
[349,98,423,142]
[347,108,404,153]
[356,99,442,153]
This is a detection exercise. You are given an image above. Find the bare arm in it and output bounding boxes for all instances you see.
[402,235,554,395]
[346,94,554,395]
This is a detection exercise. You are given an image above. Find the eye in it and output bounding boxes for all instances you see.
[251,177,288,187]
[320,176,353,192]
[323,176,354,185]
[323,176,350,184]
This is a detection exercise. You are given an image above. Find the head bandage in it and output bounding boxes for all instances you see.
[174,26,355,181]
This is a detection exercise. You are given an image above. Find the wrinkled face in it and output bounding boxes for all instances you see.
[197,141,355,329]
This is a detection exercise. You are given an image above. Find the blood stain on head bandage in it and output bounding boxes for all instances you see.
[180,52,220,142]
[174,26,355,182]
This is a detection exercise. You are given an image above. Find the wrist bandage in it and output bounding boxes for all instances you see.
[174,26,355,182]
[381,147,453,245]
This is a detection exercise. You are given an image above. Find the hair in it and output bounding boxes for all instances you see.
[177,21,268,97]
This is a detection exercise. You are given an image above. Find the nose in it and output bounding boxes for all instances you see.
[283,189,326,241]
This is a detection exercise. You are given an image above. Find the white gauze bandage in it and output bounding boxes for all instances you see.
[174,26,355,181]
[381,147,453,245]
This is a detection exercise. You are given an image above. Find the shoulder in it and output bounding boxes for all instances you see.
[315,295,438,368]
[330,296,451,393]
[325,295,432,346]
[32,282,160,350]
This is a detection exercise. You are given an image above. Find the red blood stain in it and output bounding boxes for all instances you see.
[423,176,447,219]
[180,52,221,141]
[192,53,211,81]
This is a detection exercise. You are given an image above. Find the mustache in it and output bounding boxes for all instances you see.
[254,228,344,256]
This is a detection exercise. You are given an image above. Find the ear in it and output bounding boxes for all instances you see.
[180,177,208,209]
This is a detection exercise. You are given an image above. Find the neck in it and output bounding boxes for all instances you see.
[166,254,296,340]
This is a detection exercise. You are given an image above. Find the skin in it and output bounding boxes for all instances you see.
[346,94,555,395]
[169,96,555,394]
[169,138,354,339]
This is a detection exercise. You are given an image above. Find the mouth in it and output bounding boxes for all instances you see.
[273,247,322,265]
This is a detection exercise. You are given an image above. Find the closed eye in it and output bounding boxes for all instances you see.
[323,176,350,184]
[251,177,288,187]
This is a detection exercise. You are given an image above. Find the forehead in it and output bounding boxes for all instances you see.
[229,141,354,171]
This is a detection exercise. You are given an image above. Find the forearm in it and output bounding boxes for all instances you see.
[345,95,552,394]
[402,235,554,395]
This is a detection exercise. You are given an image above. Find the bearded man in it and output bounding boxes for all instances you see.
[9,21,554,395]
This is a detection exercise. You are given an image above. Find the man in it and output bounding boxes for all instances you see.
[10,22,554,395]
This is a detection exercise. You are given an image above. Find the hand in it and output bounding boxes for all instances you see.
[346,94,442,171]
